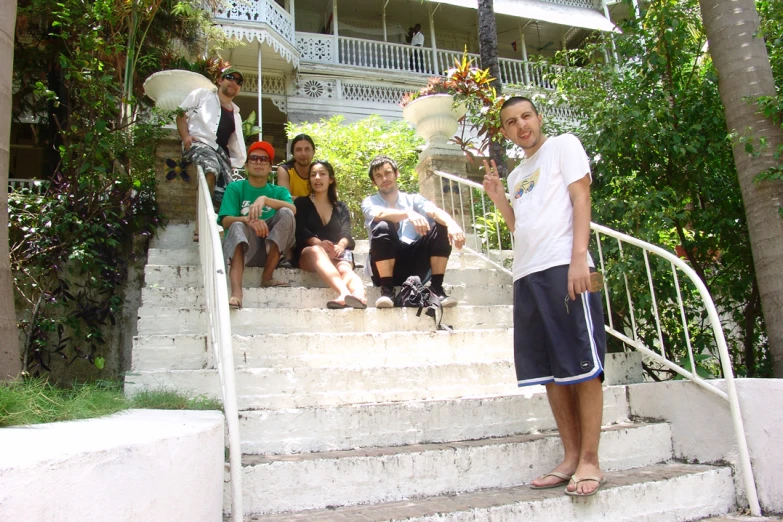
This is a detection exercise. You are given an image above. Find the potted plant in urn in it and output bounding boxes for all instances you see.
[401,52,502,155]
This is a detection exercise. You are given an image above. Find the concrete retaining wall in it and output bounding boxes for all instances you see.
[626,379,783,514]
[0,409,224,522]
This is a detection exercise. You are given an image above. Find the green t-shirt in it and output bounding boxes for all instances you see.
[217,180,293,226]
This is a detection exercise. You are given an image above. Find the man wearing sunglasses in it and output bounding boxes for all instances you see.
[219,141,296,308]
[177,67,246,241]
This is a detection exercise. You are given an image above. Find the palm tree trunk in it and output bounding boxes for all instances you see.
[1,0,21,380]
[699,0,783,377]
[476,0,506,176]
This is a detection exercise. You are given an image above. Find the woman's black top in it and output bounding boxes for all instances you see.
[293,196,355,266]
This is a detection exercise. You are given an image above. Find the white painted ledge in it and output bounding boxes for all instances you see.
[0,409,224,522]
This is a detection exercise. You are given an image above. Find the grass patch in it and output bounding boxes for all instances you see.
[0,380,127,427]
[129,388,223,411]
[0,380,222,428]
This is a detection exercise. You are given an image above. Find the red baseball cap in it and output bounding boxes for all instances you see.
[247,141,274,163]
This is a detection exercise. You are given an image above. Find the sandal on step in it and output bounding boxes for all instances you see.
[564,476,606,497]
[228,296,242,310]
[344,294,367,309]
[193,231,199,243]
[326,299,347,309]
[530,471,572,490]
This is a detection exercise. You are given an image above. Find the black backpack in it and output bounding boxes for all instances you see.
[393,276,452,331]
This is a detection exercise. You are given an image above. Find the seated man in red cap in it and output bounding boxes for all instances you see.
[218,141,296,309]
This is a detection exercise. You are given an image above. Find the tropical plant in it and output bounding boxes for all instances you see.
[400,51,505,161]
[535,0,771,377]
[9,0,220,379]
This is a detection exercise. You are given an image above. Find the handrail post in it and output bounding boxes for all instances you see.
[197,167,244,521]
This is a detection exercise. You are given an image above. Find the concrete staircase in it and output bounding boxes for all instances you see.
[128,223,737,521]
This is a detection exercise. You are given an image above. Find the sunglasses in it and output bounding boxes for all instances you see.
[222,73,244,86]
[247,155,271,164]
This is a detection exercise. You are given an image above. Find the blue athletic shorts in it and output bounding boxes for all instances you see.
[513,264,606,387]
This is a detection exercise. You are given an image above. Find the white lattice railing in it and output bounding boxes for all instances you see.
[214,0,295,42]
[432,169,761,516]
[196,167,244,521]
[240,73,287,95]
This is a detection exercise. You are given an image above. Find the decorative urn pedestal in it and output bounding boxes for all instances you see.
[142,69,215,111]
[402,94,467,148]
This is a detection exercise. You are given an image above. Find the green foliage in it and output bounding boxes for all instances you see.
[10,0,215,377]
[129,388,223,411]
[0,380,222,427]
[0,379,127,427]
[541,0,769,377]
[285,115,424,238]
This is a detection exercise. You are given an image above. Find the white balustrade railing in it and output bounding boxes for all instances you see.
[196,167,244,521]
[433,168,761,516]
[8,178,49,192]
[338,36,436,74]
[214,0,295,43]
[293,34,568,92]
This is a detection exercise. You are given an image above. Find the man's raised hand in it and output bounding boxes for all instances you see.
[482,159,505,203]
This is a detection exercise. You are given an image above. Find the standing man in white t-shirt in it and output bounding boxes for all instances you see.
[483,96,607,497]
[410,23,424,72]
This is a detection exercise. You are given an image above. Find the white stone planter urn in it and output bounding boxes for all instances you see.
[143,69,216,111]
[402,94,467,146]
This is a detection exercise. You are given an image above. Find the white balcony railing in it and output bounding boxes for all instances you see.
[214,0,295,43]
[296,32,566,92]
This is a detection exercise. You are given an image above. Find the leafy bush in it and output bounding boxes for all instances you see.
[284,115,424,238]
[540,0,769,377]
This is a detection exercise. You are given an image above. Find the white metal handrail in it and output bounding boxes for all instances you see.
[433,169,761,516]
[196,167,243,521]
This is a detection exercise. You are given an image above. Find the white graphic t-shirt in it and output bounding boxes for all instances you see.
[507,133,594,281]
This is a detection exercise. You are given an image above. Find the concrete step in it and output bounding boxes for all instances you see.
[143,265,513,289]
[140,283,513,309]
[150,223,198,250]
[147,246,499,270]
[136,305,513,336]
[237,386,631,455]
[132,329,514,371]
[240,463,733,522]
[124,360,522,409]
[231,422,674,515]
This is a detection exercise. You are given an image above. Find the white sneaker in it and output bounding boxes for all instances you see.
[375,295,394,308]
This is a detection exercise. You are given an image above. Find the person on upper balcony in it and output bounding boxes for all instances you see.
[176,67,246,242]
[409,23,425,72]
[219,141,296,310]
[277,134,317,198]
[361,155,465,309]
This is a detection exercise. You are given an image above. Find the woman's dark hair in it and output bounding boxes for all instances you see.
[309,160,338,206]
[290,134,316,155]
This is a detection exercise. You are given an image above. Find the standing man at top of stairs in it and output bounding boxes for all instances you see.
[362,155,466,309]
[483,95,608,497]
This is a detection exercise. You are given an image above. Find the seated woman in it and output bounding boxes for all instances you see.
[294,160,367,309]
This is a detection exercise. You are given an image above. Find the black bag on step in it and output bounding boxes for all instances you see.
[393,275,452,331]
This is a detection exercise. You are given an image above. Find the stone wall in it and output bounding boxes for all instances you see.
[155,131,198,223]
